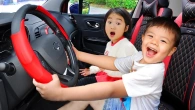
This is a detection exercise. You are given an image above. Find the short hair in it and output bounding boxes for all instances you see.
[104,8,132,38]
[144,17,181,47]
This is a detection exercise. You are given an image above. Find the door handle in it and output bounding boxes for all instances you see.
[86,21,100,29]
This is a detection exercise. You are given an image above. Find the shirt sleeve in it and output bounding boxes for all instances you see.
[89,66,100,74]
[114,56,133,73]
[122,65,164,97]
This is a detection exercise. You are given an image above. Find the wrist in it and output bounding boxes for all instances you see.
[59,88,67,101]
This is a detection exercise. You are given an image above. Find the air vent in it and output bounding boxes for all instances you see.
[34,28,41,38]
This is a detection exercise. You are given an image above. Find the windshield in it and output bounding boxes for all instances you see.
[0,0,46,13]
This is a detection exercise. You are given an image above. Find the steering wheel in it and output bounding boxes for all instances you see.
[10,4,79,87]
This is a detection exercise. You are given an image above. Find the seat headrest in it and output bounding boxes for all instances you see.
[145,0,169,7]
[158,8,172,18]
[182,0,195,23]
[142,0,158,17]
[158,0,169,8]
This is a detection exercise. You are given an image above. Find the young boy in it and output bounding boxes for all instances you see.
[33,17,181,110]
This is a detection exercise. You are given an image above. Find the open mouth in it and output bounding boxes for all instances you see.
[146,47,157,57]
[110,32,115,37]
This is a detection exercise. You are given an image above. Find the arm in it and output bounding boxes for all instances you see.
[33,74,128,101]
[73,47,117,71]
[61,80,127,101]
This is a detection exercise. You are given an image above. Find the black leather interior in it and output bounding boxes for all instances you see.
[159,0,195,110]
[142,0,158,17]
[182,0,195,23]
[159,8,172,18]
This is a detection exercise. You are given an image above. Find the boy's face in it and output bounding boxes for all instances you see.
[141,26,177,64]
[105,13,129,43]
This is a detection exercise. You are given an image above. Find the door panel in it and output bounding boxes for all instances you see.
[72,14,109,55]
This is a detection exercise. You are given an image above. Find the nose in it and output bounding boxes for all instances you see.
[151,38,158,46]
[110,23,116,29]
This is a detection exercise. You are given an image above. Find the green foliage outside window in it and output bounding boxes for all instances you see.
[85,0,106,5]
[69,0,137,13]
[70,0,79,3]
[86,0,137,9]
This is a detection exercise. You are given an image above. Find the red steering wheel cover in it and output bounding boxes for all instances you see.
[36,6,69,40]
[11,5,68,87]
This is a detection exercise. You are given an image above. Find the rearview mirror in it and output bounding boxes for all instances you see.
[69,2,90,14]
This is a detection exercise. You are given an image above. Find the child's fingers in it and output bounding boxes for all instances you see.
[35,87,41,93]
[33,79,41,87]
[33,79,47,90]
[79,69,85,71]
[82,74,87,76]
[52,74,59,81]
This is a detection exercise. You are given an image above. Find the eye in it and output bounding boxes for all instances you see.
[161,40,167,43]
[107,21,112,24]
[116,22,120,25]
[148,35,153,38]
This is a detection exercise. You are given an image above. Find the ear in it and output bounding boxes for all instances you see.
[168,47,177,56]
[124,25,129,32]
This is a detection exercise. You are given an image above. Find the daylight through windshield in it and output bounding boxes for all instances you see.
[0,0,46,13]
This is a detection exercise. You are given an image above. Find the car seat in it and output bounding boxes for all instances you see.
[158,0,195,110]
[130,0,172,51]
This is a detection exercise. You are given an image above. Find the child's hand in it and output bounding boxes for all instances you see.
[79,68,90,76]
[32,74,62,101]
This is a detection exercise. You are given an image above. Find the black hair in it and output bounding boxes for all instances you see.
[104,8,132,38]
[144,17,181,47]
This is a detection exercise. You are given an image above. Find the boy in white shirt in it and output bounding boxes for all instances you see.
[33,17,181,110]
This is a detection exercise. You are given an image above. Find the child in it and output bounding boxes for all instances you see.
[33,17,181,110]
[78,7,138,86]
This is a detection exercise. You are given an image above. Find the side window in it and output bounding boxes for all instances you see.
[68,0,138,14]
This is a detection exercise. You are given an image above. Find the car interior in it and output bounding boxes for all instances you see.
[0,0,194,110]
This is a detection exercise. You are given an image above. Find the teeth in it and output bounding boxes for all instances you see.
[149,47,157,52]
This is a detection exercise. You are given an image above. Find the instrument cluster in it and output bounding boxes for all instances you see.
[0,25,29,61]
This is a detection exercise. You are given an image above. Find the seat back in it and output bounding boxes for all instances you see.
[159,0,195,110]
[130,0,172,51]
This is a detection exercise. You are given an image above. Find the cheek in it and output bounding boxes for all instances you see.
[159,45,171,54]
[105,27,109,34]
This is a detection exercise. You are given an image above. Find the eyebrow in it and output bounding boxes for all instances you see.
[107,17,122,21]
[116,18,122,21]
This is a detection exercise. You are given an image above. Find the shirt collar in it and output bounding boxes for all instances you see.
[111,37,125,46]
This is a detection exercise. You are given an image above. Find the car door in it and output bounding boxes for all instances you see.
[66,0,139,55]
[73,14,108,55]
